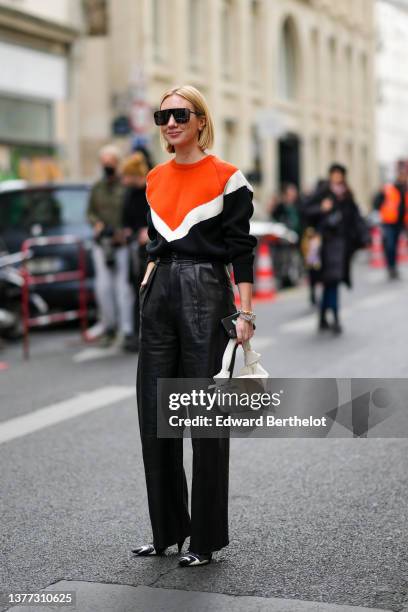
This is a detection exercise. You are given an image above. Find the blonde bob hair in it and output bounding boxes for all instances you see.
[158,85,214,154]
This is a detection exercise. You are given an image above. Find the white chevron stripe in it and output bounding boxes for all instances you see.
[148,170,252,243]
[150,194,223,242]
[225,169,253,194]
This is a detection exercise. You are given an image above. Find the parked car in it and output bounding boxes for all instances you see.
[0,181,95,312]
[0,243,49,339]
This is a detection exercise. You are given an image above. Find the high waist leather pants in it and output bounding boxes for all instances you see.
[136,256,236,553]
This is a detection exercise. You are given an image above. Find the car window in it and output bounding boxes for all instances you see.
[0,188,89,230]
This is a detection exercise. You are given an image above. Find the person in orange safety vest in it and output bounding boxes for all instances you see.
[373,163,408,279]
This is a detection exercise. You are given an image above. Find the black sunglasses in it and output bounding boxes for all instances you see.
[153,108,202,126]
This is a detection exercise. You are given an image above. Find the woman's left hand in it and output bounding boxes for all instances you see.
[235,317,254,343]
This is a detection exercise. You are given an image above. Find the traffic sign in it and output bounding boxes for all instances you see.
[130,100,152,134]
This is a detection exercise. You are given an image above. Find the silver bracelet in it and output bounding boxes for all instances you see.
[238,310,256,323]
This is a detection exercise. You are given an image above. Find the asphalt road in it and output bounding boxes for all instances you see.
[0,256,407,612]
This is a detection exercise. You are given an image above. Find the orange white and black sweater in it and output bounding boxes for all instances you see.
[145,154,257,283]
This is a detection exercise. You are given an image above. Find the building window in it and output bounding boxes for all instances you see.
[346,142,353,183]
[311,135,321,181]
[152,0,167,62]
[345,45,353,113]
[0,95,53,145]
[361,144,369,201]
[221,0,237,80]
[248,124,262,183]
[223,119,237,163]
[188,0,201,68]
[329,138,337,164]
[278,17,299,101]
[250,1,262,84]
[328,37,337,106]
[310,28,319,102]
[83,0,108,36]
[360,53,368,109]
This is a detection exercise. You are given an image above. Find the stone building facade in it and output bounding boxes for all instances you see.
[80,1,377,207]
[0,0,81,181]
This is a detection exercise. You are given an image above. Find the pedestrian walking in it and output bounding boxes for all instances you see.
[270,183,302,236]
[86,144,134,349]
[304,163,370,335]
[132,85,257,567]
[121,152,150,352]
[269,183,302,288]
[373,161,408,279]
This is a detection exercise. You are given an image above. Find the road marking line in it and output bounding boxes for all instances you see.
[279,284,406,333]
[353,291,400,309]
[251,337,276,349]
[279,315,316,333]
[365,271,387,283]
[0,386,135,445]
[279,306,357,333]
[73,346,121,362]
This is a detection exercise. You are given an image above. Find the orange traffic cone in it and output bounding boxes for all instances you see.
[397,232,408,263]
[254,241,276,301]
[370,226,385,268]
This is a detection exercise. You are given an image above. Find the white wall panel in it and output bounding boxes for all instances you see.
[0,41,67,100]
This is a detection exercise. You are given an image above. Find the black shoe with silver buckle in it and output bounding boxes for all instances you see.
[132,538,185,557]
[179,551,212,567]
[132,544,165,556]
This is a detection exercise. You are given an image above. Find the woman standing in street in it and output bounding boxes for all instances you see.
[304,163,369,335]
[132,85,257,566]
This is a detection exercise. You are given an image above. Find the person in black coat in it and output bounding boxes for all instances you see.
[121,152,150,351]
[303,163,370,335]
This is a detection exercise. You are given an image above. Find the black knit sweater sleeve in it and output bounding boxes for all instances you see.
[221,172,258,283]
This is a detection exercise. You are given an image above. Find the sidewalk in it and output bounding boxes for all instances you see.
[6,582,397,612]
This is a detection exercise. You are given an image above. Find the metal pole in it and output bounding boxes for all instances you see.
[78,240,88,340]
[21,240,30,360]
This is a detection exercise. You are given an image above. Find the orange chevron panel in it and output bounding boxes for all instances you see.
[146,156,237,231]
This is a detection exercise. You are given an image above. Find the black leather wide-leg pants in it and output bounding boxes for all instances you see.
[136,256,236,553]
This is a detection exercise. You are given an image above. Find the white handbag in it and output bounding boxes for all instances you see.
[214,339,269,379]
